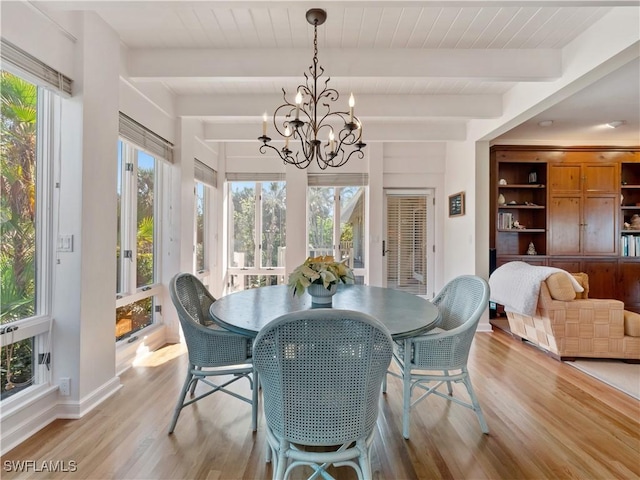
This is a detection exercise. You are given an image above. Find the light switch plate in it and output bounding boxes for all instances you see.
[57,234,73,252]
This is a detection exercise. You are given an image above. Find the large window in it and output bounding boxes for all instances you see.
[195,182,207,273]
[194,159,217,278]
[1,69,55,400]
[228,180,286,292]
[115,140,162,341]
[308,184,366,283]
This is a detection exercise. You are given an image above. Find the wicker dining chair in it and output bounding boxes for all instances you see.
[168,273,258,434]
[253,309,393,480]
[384,275,490,439]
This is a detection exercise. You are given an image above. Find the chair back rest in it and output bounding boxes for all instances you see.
[253,309,393,446]
[171,273,215,326]
[433,275,489,331]
[418,275,489,367]
[170,273,249,367]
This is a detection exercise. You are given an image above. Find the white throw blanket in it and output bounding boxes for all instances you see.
[489,261,584,316]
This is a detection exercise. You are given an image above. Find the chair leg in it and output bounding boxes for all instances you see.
[251,369,259,432]
[461,372,489,434]
[189,366,200,396]
[358,439,372,480]
[444,369,453,395]
[382,373,387,394]
[168,369,194,434]
[274,440,288,480]
[402,372,411,439]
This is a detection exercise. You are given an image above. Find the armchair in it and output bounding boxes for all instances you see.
[506,273,640,361]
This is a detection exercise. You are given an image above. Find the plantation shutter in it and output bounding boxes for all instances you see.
[1,39,73,96]
[119,112,174,163]
[386,195,427,295]
[194,159,217,188]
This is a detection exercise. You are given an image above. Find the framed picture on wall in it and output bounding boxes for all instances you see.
[448,191,465,217]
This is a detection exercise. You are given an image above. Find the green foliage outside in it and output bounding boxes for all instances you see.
[115,153,156,339]
[1,70,38,397]
[308,187,334,250]
[231,182,286,269]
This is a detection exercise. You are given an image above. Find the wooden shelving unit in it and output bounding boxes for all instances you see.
[490,146,640,314]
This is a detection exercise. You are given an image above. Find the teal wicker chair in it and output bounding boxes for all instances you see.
[385,275,490,439]
[253,309,393,480]
[168,273,258,434]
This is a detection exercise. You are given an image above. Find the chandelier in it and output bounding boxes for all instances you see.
[258,8,366,170]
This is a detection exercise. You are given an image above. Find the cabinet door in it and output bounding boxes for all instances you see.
[583,195,618,255]
[549,196,581,254]
[584,164,618,193]
[549,164,581,193]
[583,260,618,299]
[547,259,582,273]
[619,261,640,313]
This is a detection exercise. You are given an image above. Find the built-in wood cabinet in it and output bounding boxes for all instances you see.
[619,260,640,314]
[548,162,619,255]
[621,162,640,258]
[491,146,640,314]
[493,157,547,256]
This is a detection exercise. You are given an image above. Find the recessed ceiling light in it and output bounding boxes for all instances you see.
[606,120,625,128]
[537,120,553,127]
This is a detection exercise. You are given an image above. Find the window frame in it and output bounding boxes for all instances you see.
[307,185,368,283]
[226,180,286,292]
[194,180,211,275]
[1,66,57,400]
[115,138,165,342]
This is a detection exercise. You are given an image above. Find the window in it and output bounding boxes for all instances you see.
[308,182,367,283]
[227,180,286,292]
[195,182,207,273]
[194,159,217,277]
[1,69,56,400]
[115,140,163,341]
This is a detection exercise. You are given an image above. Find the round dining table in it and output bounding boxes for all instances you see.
[209,284,440,340]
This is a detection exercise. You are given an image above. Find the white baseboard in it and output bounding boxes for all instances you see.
[1,376,122,456]
[0,386,59,456]
[57,376,122,419]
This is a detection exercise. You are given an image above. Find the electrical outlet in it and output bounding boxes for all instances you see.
[59,377,70,396]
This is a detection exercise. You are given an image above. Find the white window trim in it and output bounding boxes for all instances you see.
[226,180,287,292]
[115,139,166,343]
[307,185,368,281]
[194,181,211,276]
[0,68,57,399]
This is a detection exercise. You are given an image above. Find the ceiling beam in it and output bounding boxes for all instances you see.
[127,48,560,82]
[203,120,466,142]
[176,93,502,119]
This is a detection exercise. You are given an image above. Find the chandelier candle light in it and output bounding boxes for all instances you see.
[258,8,366,169]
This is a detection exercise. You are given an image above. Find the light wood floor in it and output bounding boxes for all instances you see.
[2,328,639,479]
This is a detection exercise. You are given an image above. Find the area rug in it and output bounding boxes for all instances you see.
[566,359,640,400]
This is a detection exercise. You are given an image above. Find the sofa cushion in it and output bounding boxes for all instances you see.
[545,272,576,301]
[624,310,640,337]
[571,272,589,299]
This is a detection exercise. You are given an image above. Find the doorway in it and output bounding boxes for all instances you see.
[383,190,434,298]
